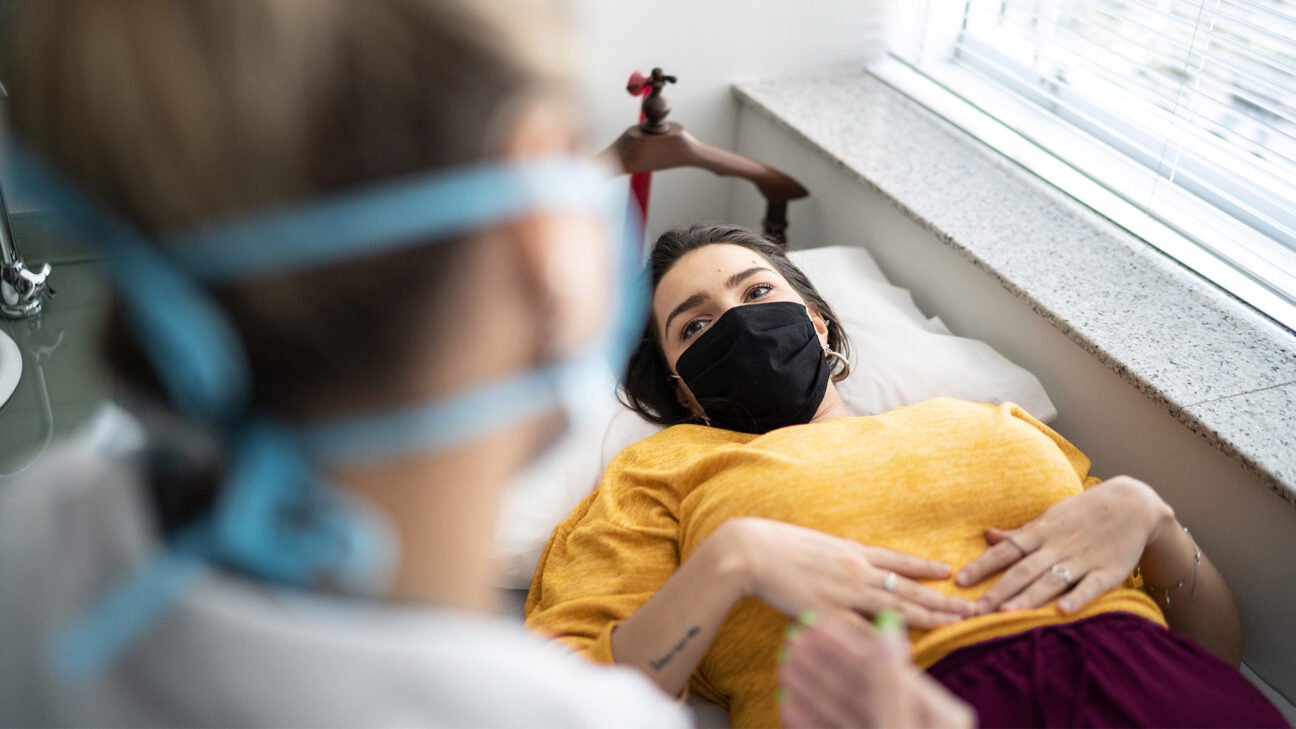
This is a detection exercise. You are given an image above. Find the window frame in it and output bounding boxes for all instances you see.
[882,0,1296,333]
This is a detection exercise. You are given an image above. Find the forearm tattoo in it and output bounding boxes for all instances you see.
[648,626,701,672]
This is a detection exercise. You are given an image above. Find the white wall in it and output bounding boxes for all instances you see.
[569,0,887,239]
[734,105,1296,706]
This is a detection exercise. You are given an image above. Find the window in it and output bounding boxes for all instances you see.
[886,0,1296,330]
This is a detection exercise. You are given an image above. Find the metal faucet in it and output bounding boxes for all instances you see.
[0,80,54,319]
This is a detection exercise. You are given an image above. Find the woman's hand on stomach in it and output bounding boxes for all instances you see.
[956,476,1173,614]
[719,518,977,628]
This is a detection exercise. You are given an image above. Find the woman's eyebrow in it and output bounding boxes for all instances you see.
[664,292,711,335]
[662,267,776,336]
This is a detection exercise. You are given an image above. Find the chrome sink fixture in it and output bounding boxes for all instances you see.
[0,182,53,318]
[0,80,54,319]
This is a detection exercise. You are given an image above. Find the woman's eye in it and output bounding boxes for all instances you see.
[745,283,774,301]
[681,319,707,341]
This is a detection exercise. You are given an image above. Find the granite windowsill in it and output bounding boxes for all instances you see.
[732,73,1296,508]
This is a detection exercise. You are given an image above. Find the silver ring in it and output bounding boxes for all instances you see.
[1050,564,1073,584]
[882,572,898,593]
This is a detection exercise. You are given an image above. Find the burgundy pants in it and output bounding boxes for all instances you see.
[927,613,1288,728]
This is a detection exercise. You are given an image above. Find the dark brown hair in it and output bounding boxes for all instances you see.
[3,0,572,533]
[620,224,851,426]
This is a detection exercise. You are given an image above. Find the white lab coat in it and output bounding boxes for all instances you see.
[0,406,689,728]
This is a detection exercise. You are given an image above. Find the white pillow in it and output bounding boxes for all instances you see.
[493,245,1056,587]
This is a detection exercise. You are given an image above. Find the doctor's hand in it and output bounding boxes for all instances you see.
[779,612,974,729]
[956,476,1175,614]
[714,518,976,628]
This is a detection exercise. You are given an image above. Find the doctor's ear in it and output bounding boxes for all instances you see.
[499,100,610,358]
[508,214,610,357]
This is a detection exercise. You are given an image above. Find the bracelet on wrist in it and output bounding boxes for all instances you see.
[1135,525,1201,609]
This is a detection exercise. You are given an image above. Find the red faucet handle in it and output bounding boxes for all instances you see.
[626,70,651,96]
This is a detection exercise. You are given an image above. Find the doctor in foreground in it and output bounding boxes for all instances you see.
[0,1,689,725]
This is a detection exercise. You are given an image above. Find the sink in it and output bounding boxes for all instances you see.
[0,328,21,409]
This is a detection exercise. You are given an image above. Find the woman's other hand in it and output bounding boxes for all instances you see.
[715,518,977,628]
[779,612,975,729]
[956,475,1174,614]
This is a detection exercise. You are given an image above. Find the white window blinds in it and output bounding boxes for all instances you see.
[891,0,1296,320]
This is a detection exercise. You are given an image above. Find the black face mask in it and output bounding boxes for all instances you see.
[674,300,830,434]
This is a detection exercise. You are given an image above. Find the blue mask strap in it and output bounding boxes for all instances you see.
[299,353,601,465]
[50,416,396,685]
[50,531,208,683]
[171,159,616,283]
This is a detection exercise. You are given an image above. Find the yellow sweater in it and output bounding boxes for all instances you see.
[526,398,1163,728]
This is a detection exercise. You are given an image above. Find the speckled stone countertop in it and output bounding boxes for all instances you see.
[733,74,1296,508]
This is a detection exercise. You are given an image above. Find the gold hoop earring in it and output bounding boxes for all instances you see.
[825,349,852,382]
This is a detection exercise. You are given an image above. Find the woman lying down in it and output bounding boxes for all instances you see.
[525,225,1286,728]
